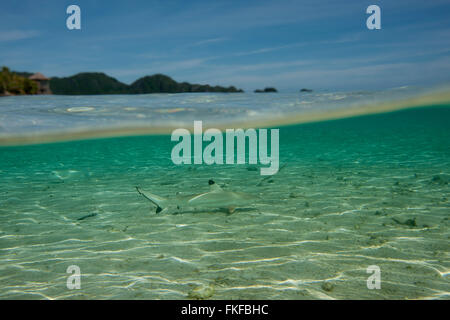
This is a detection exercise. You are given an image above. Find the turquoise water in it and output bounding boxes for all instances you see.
[0,101,449,299]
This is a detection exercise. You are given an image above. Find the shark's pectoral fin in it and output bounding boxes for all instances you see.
[187,192,210,203]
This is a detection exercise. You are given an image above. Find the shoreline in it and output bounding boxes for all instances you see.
[0,88,449,147]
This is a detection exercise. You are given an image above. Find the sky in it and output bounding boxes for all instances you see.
[1,0,449,91]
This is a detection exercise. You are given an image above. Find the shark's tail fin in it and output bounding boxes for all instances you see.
[136,187,167,213]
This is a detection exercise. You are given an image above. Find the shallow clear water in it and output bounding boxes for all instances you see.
[0,93,449,299]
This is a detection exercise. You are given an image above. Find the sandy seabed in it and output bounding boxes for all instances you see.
[0,106,449,299]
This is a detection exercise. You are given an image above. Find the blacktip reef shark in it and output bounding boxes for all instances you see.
[136,180,257,214]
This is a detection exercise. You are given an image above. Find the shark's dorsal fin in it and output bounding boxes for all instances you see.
[208,179,223,192]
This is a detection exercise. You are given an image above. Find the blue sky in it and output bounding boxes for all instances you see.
[1,0,449,91]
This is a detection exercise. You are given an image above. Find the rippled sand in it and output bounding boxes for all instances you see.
[0,106,449,300]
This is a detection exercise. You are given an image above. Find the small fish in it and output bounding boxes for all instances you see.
[136,180,257,214]
[77,213,97,221]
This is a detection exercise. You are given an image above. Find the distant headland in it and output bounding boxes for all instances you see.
[254,87,278,93]
[0,66,244,96]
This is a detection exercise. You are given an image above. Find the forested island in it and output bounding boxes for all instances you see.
[0,66,244,95]
[50,72,244,94]
[254,87,277,93]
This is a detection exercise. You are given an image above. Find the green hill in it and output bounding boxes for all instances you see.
[129,74,182,93]
[50,72,129,95]
[129,74,243,93]
[49,72,243,95]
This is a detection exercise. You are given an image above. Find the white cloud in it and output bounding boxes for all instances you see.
[192,37,228,46]
[0,30,40,42]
